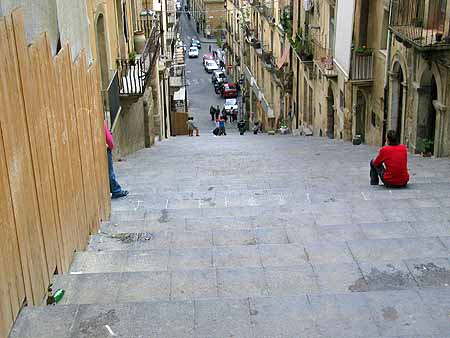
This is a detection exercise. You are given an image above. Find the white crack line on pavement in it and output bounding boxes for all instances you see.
[361,192,368,201]
[134,200,143,211]
[105,325,117,336]
[165,198,169,209]
[306,193,311,204]
[198,199,203,208]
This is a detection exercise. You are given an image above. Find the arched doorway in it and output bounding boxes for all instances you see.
[116,0,127,58]
[416,71,437,154]
[355,90,366,142]
[96,14,109,91]
[327,87,335,139]
[389,62,406,143]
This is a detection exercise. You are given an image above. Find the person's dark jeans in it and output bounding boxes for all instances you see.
[370,160,385,185]
[108,148,122,194]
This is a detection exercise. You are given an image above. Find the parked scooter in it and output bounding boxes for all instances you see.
[253,121,260,135]
[238,120,246,135]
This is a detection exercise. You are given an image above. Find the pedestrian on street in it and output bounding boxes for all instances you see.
[210,105,215,121]
[370,130,409,187]
[104,121,128,199]
[208,45,212,52]
[215,106,220,120]
[187,116,200,136]
[219,117,226,135]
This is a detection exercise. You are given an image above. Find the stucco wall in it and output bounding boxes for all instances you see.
[0,0,59,51]
[0,0,92,61]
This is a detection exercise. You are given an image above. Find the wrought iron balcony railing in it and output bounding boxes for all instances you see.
[313,44,337,78]
[117,28,160,95]
[390,0,450,50]
[351,50,373,82]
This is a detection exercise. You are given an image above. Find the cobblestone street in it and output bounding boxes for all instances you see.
[10,130,450,337]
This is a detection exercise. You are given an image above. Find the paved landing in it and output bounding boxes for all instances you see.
[9,131,450,338]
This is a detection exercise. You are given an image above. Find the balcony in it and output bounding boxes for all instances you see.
[117,28,160,95]
[390,0,450,51]
[351,49,373,83]
[313,44,337,78]
[262,49,274,70]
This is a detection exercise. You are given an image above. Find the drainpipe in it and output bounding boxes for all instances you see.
[383,0,394,144]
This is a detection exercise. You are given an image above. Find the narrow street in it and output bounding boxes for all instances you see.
[9,10,450,338]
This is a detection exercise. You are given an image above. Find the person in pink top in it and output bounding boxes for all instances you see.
[105,121,128,199]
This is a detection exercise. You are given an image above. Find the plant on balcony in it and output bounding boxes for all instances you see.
[280,6,292,35]
[354,45,371,56]
[129,51,137,66]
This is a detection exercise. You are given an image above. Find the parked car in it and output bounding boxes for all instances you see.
[204,60,219,73]
[223,98,238,112]
[188,46,199,58]
[211,70,227,84]
[191,38,201,49]
[202,53,214,63]
[221,83,238,98]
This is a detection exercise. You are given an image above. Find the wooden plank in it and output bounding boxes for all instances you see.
[47,42,78,272]
[14,27,60,281]
[76,52,100,234]
[89,64,111,220]
[0,13,48,305]
[64,48,89,249]
[88,66,109,221]
[0,85,24,338]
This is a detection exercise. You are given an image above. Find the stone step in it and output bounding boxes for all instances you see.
[59,252,450,304]
[10,289,450,338]
[89,222,450,255]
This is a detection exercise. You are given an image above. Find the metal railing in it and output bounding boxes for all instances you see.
[390,0,450,49]
[313,44,336,77]
[107,71,121,124]
[117,28,160,95]
[351,51,373,81]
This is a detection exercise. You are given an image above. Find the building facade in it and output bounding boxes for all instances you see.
[226,0,450,157]
[192,0,226,38]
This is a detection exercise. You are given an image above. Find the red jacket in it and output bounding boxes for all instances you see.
[373,144,409,186]
[104,121,114,150]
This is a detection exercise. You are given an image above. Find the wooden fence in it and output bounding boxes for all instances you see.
[0,10,111,337]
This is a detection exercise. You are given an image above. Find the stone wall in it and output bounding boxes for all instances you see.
[112,86,156,158]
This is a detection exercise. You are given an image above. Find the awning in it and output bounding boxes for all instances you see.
[277,45,290,69]
[173,86,185,101]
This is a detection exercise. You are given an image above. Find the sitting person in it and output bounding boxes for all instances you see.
[370,130,409,187]
[187,117,199,136]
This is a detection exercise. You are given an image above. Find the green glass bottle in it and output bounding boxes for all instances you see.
[53,289,65,303]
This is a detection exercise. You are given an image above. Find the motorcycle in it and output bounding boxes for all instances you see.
[214,82,222,95]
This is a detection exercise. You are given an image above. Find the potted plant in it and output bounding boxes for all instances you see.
[422,138,434,157]
[129,51,137,66]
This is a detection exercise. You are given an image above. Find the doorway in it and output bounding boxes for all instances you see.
[355,90,366,142]
[390,62,405,143]
[327,87,335,139]
[416,71,437,154]
[96,14,109,91]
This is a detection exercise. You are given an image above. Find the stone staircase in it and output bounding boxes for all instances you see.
[9,133,450,338]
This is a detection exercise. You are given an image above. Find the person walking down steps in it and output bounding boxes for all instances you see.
[104,121,128,199]
[187,116,200,136]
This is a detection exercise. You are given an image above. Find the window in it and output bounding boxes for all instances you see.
[371,111,377,127]
[380,9,389,51]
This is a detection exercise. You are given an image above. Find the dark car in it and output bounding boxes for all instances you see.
[211,70,227,85]
[221,83,238,98]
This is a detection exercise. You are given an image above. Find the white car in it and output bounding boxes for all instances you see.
[204,60,219,73]
[223,98,238,112]
[188,46,199,58]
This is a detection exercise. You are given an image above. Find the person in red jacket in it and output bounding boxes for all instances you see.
[370,130,409,187]
[105,121,128,199]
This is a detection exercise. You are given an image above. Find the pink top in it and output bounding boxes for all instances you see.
[104,121,114,150]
